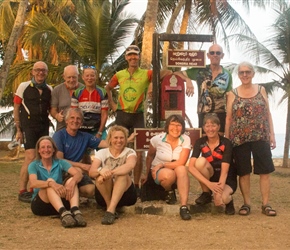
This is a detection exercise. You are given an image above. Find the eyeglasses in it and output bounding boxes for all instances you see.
[169,122,182,128]
[238,70,252,76]
[33,68,48,73]
[83,65,96,69]
[209,51,222,56]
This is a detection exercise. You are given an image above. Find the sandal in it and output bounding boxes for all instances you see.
[262,204,277,216]
[239,204,251,216]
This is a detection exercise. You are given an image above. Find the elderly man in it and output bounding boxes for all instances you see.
[52,108,109,198]
[175,44,232,134]
[50,65,83,131]
[53,107,137,199]
[14,61,52,203]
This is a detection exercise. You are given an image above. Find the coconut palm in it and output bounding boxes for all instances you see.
[0,0,279,135]
[137,0,273,128]
[226,0,290,167]
[0,0,139,136]
[0,0,28,101]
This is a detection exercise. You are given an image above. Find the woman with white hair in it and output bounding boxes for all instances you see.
[225,61,276,216]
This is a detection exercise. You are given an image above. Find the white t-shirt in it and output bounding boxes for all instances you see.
[150,132,191,168]
[94,147,136,171]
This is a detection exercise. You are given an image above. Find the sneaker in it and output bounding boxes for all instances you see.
[18,191,32,203]
[101,211,116,225]
[165,190,177,205]
[225,199,235,215]
[60,211,77,228]
[195,192,212,205]
[72,210,87,227]
[179,206,192,220]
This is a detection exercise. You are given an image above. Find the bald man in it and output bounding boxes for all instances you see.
[14,61,52,203]
[175,44,232,134]
[50,65,83,131]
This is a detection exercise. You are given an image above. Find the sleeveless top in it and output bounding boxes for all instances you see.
[229,85,270,147]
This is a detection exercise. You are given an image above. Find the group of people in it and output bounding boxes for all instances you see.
[13,43,277,228]
[174,45,276,217]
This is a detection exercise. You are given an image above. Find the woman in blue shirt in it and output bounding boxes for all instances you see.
[28,136,86,228]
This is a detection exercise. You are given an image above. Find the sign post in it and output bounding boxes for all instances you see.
[167,49,206,67]
[152,33,213,127]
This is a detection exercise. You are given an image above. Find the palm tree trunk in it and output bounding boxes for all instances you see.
[177,0,191,49]
[282,97,290,167]
[162,0,186,68]
[0,0,28,100]
[140,0,159,69]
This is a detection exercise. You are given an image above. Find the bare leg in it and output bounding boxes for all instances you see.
[158,168,176,191]
[195,157,213,192]
[239,174,251,205]
[19,149,35,191]
[96,177,114,208]
[106,175,131,213]
[79,184,95,198]
[39,188,64,211]
[260,174,270,206]
[175,166,189,206]
[39,178,80,211]
[222,185,234,204]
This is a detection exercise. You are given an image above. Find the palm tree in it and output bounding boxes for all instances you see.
[1,0,139,95]
[0,0,139,137]
[0,0,28,101]
[0,0,279,132]
[226,0,290,167]
[136,0,272,128]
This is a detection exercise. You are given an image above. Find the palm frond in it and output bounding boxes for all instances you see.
[0,0,16,43]
[0,109,14,138]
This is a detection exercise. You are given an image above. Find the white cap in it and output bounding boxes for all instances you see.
[125,45,140,55]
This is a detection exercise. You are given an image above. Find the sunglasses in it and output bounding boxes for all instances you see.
[209,51,222,56]
[83,65,96,69]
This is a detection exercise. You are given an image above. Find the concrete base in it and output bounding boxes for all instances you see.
[122,200,225,216]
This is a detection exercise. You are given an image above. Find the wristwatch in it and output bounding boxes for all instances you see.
[97,167,102,172]
[97,131,102,135]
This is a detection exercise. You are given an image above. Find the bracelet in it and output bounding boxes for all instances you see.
[97,131,102,135]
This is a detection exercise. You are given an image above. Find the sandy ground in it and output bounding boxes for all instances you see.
[0,147,290,249]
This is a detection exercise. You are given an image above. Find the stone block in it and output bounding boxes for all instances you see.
[189,203,211,214]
